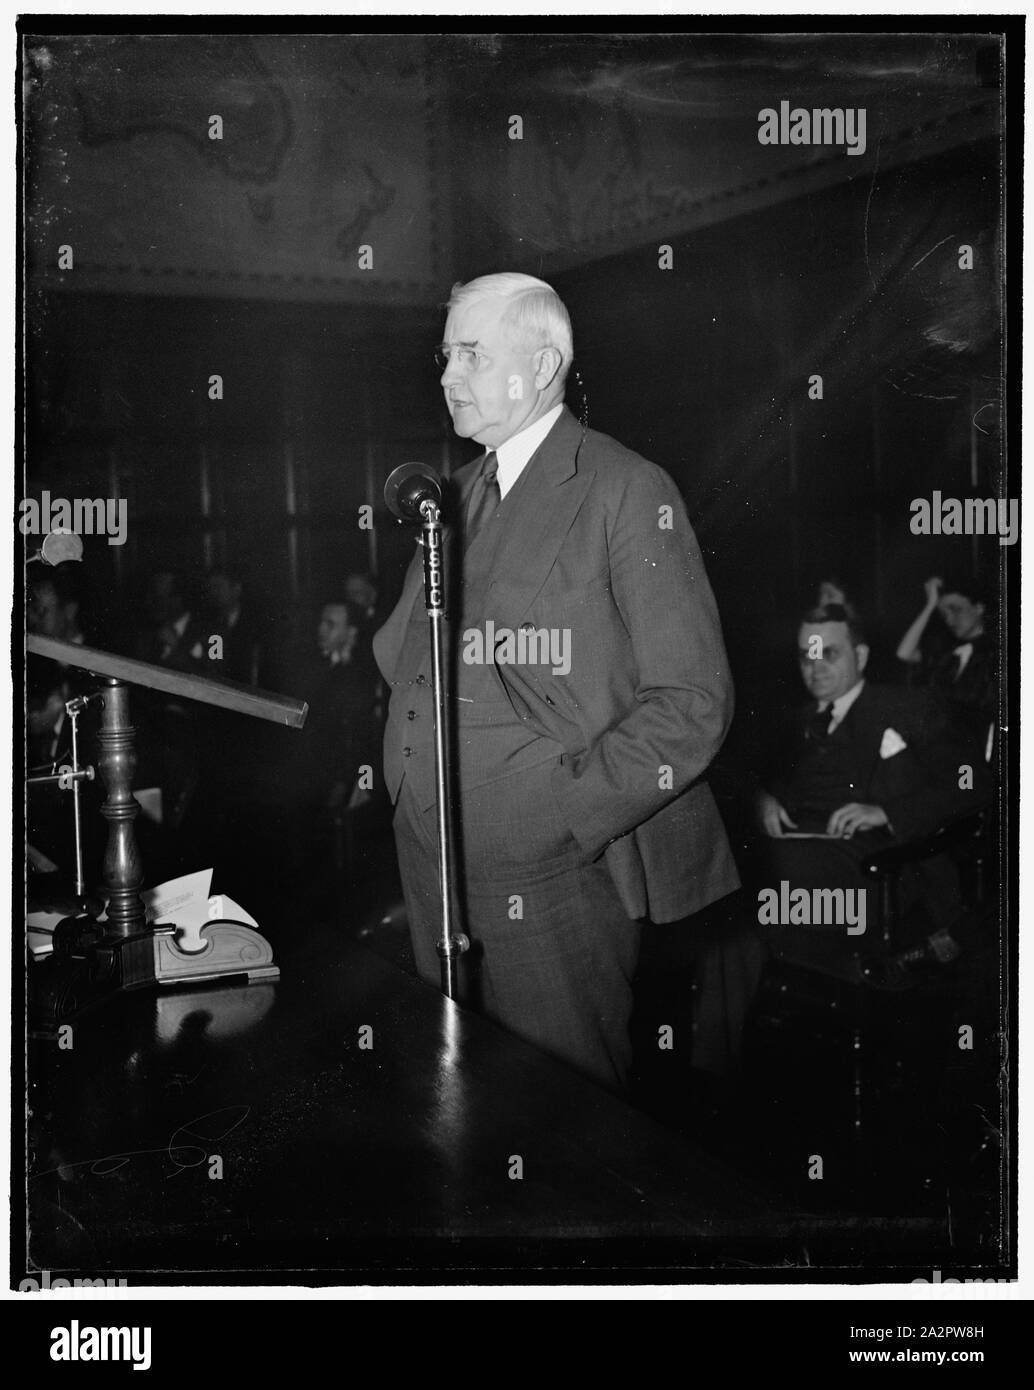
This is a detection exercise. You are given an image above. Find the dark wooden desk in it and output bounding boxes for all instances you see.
[24,926,927,1284]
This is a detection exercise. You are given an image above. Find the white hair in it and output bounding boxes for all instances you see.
[447,272,573,380]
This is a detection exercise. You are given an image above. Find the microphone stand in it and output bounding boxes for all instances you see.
[26,636,308,1027]
[418,497,470,1000]
[25,695,97,900]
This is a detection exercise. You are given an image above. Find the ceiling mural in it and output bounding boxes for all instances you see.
[477,34,999,271]
[24,32,998,302]
[25,34,444,302]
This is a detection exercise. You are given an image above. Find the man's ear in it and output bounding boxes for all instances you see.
[855,643,870,674]
[533,347,562,390]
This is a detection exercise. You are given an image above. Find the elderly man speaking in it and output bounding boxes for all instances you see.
[373,273,738,1090]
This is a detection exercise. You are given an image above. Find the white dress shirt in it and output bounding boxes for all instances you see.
[953,642,974,676]
[164,609,192,661]
[818,677,866,733]
[493,402,565,499]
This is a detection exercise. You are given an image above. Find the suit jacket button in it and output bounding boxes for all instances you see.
[403,747,412,757]
[407,710,416,720]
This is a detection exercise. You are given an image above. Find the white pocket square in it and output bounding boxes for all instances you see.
[879,727,907,759]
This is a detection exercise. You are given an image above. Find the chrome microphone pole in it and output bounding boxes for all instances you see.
[385,463,469,1000]
[68,697,87,898]
[421,501,469,999]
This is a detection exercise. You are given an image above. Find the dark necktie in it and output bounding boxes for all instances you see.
[807,703,836,743]
[464,451,500,545]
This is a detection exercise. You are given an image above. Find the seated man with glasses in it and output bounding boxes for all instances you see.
[374,271,739,1091]
[691,602,989,1076]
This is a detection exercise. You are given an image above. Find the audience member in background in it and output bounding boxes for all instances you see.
[25,566,104,875]
[173,569,268,881]
[759,604,978,870]
[814,574,856,614]
[811,572,896,681]
[26,566,88,768]
[344,572,379,633]
[342,571,381,696]
[896,574,997,754]
[27,565,86,644]
[309,600,380,804]
[203,569,263,685]
[128,569,202,832]
[691,602,985,1076]
[278,600,384,900]
[134,570,205,671]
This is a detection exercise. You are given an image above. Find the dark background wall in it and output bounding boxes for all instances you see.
[551,138,1002,685]
[27,292,448,674]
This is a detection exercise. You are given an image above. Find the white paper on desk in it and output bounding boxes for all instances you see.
[26,909,64,959]
[205,892,258,929]
[143,867,213,925]
[135,786,164,824]
[145,869,259,954]
[26,909,65,935]
[28,870,259,960]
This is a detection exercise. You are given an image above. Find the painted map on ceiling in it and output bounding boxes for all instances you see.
[25,34,442,301]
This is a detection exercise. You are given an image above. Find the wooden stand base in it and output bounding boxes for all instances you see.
[153,921,279,986]
[30,920,279,1029]
[31,927,161,1028]
[26,672,282,1031]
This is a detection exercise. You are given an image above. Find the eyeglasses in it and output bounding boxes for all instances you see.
[434,345,492,374]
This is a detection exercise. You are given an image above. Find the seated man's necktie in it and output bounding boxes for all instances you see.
[807,703,836,742]
[464,451,500,544]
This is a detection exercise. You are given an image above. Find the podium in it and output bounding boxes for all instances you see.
[26,634,308,1026]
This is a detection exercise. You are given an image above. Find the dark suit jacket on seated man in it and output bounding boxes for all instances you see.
[758,605,981,884]
[692,603,986,1076]
[373,271,739,1091]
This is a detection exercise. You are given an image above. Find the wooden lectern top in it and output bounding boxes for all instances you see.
[27,633,308,729]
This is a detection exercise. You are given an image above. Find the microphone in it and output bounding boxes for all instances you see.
[384,463,443,523]
[29,531,84,566]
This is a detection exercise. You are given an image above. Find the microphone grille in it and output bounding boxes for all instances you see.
[40,531,84,565]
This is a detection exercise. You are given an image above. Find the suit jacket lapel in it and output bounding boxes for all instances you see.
[840,685,885,795]
[373,455,487,680]
[795,685,881,789]
[375,410,591,676]
[480,407,594,624]
[373,548,422,681]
